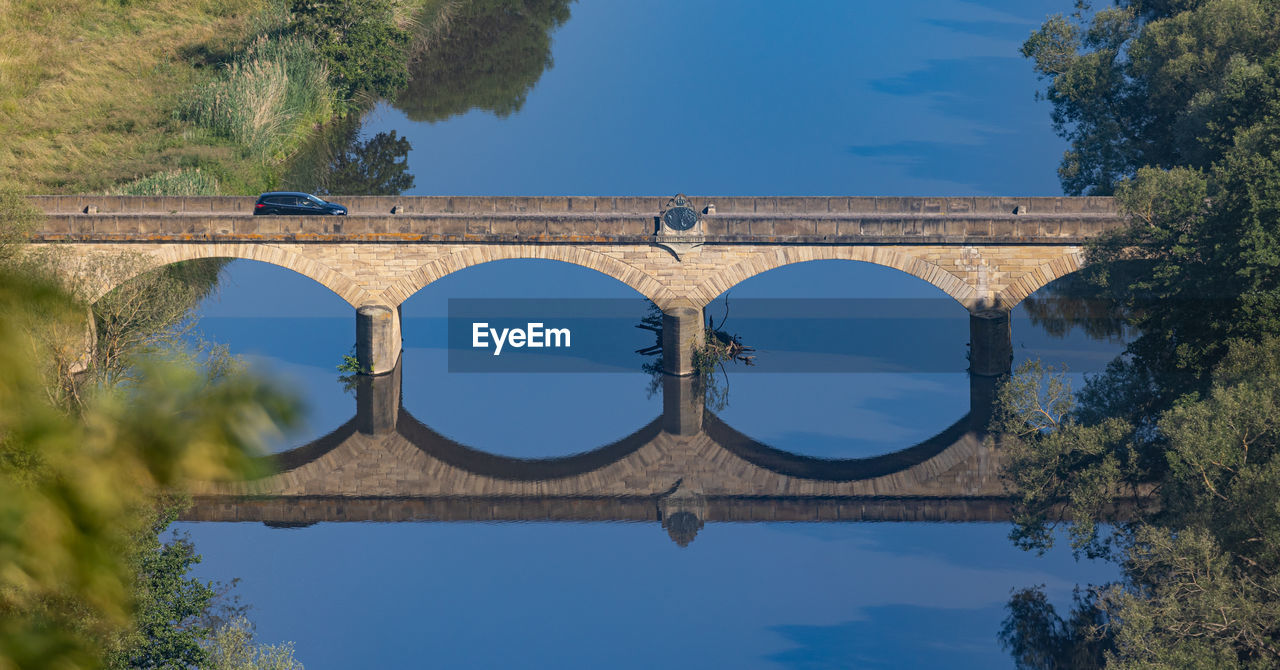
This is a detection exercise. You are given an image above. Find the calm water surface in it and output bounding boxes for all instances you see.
[180,2,1124,667]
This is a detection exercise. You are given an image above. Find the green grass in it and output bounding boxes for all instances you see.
[109,168,221,196]
[0,0,269,193]
[0,0,450,196]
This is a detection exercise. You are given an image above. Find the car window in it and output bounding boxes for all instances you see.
[306,195,326,206]
[265,196,287,205]
[298,196,320,207]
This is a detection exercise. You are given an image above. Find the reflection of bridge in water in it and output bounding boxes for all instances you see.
[183,362,1011,545]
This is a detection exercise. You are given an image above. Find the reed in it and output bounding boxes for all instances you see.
[109,169,221,196]
[183,35,335,159]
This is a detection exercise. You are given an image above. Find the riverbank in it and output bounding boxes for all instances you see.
[0,0,444,196]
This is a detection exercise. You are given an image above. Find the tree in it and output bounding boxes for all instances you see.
[201,617,304,670]
[290,0,411,105]
[105,504,218,670]
[1023,0,1280,195]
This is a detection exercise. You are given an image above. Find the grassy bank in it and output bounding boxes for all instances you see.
[0,0,442,196]
[0,0,268,192]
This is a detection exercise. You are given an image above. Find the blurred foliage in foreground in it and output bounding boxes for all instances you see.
[0,270,299,668]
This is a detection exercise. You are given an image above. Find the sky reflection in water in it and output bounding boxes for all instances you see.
[180,2,1122,667]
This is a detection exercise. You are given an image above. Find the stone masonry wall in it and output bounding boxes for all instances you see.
[42,241,1087,311]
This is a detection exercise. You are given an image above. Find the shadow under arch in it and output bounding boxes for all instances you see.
[384,247,680,308]
[691,250,981,310]
[82,246,372,307]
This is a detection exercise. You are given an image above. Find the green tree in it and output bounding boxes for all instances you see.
[1023,0,1280,195]
[290,0,412,105]
[1020,1,1280,414]
[104,504,217,670]
[201,617,304,670]
[393,0,572,122]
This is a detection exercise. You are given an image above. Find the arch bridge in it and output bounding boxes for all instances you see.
[28,195,1125,375]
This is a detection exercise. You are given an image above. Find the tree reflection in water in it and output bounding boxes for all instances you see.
[284,115,415,196]
[394,0,573,123]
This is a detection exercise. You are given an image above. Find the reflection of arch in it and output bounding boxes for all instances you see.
[994,250,1087,308]
[383,246,679,307]
[188,367,1011,530]
[259,372,991,486]
[704,412,976,483]
[693,249,978,309]
[394,411,662,481]
[265,412,663,482]
[87,245,371,306]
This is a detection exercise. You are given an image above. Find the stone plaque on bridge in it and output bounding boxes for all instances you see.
[655,193,705,258]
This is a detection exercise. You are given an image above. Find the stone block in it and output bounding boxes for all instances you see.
[771,219,814,237]
[776,197,829,213]
[515,219,548,236]
[874,197,910,212]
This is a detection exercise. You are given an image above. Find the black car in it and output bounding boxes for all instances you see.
[254,192,348,216]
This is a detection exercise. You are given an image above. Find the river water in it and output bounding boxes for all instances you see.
[179,2,1125,667]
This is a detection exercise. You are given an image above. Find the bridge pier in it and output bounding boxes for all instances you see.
[662,373,704,435]
[69,305,97,377]
[356,358,401,435]
[661,306,704,377]
[969,309,1012,377]
[356,304,401,376]
[967,371,999,433]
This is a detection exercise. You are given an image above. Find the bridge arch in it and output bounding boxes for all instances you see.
[383,246,681,307]
[993,250,1087,308]
[73,243,373,306]
[690,247,979,309]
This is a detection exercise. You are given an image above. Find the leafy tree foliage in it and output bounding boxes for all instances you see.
[201,617,304,670]
[1023,0,1280,195]
[104,505,217,670]
[1006,8,1280,658]
[290,0,412,105]
[393,0,572,122]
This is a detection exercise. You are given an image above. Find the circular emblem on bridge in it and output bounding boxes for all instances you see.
[660,194,699,231]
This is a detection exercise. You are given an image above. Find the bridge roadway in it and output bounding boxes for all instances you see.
[29,195,1126,376]
[183,365,1018,545]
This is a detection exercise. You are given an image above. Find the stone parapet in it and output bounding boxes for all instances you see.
[32,211,1121,245]
[28,194,1120,216]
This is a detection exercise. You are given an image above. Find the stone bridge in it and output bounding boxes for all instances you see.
[28,195,1126,375]
[183,365,1011,545]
